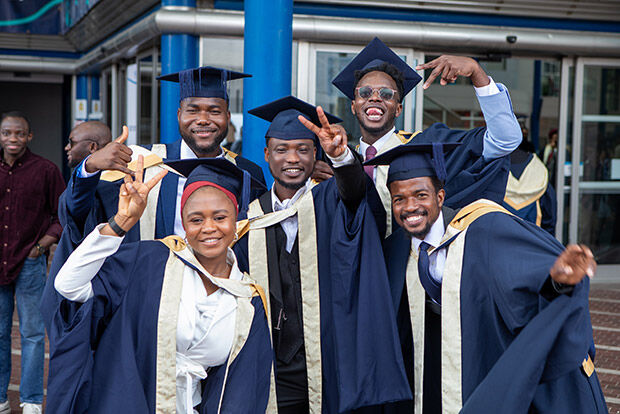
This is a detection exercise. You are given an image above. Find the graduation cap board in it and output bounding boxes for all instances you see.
[364,142,460,185]
[332,37,423,100]
[248,95,342,142]
[165,158,266,215]
[157,66,250,101]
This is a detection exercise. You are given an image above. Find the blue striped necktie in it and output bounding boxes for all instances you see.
[418,241,441,304]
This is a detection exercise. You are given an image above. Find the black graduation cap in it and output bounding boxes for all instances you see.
[165,158,266,216]
[364,142,460,185]
[248,95,342,142]
[157,66,250,101]
[332,37,423,100]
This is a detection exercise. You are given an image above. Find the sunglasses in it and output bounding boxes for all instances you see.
[355,86,398,101]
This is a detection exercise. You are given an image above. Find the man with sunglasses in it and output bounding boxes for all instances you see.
[328,37,522,236]
[64,121,112,169]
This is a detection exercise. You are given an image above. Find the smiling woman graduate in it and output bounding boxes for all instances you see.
[47,156,273,414]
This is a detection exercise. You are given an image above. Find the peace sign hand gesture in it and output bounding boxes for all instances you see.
[298,106,348,159]
[102,155,168,237]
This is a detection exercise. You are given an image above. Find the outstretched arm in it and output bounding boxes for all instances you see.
[298,107,366,209]
[417,56,521,159]
[55,155,167,302]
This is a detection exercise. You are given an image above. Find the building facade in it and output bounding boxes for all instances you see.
[1,0,619,278]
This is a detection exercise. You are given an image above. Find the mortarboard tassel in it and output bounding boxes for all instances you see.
[431,142,447,182]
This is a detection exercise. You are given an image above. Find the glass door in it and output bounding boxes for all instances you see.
[569,58,620,279]
[297,41,424,139]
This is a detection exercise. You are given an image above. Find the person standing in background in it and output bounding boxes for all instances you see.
[0,111,65,414]
[64,121,112,169]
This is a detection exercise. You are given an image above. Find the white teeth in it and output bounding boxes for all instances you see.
[284,168,301,172]
[405,215,422,225]
[365,108,384,120]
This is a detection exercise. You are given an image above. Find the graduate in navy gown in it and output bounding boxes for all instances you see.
[364,142,607,413]
[503,139,557,234]
[232,96,411,413]
[42,66,266,344]
[323,37,523,236]
[48,157,273,414]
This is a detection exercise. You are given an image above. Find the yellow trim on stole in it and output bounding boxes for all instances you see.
[405,248,426,414]
[503,154,548,210]
[582,355,595,377]
[223,147,239,160]
[159,235,186,251]
[155,249,185,413]
[246,191,323,413]
[405,199,512,413]
[247,200,279,413]
[296,192,323,414]
[100,145,167,182]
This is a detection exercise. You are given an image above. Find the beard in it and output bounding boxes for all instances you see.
[180,125,228,157]
[401,209,432,240]
[269,165,310,192]
[355,107,397,135]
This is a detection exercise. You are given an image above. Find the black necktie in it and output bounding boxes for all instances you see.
[418,241,441,304]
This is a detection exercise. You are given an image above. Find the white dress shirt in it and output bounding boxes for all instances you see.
[173,139,199,238]
[410,212,447,283]
[271,178,313,253]
[358,128,396,181]
[54,224,242,414]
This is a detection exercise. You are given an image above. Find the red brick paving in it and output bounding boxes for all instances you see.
[590,284,620,413]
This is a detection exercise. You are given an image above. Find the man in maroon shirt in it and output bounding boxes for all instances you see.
[0,111,65,414]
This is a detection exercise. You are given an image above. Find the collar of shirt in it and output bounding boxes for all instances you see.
[271,178,312,212]
[180,138,226,159]
[411,211,445,253]
[357,127,396,157]
[0,148,31,168]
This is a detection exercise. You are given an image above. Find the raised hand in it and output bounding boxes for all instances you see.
[103,155,168,236]
[311,160,334,183]
[85,125,133,174]
[298,106,348,159]
[550,244,596,285]
[416,55,490,89]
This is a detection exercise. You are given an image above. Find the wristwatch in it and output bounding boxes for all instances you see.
[108,216,127,237]
[34,243,45,255]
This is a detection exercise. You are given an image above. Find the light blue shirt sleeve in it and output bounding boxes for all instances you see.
[477,82,522,160]
[76,155,100,178]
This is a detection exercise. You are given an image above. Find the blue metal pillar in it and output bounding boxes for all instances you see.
[531,60,542,151]
[243,0,293,183]
[160,0,198,144]
[89,75,101,120]
[76,75,89,122]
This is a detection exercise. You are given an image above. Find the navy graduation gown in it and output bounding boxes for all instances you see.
[46,240,272,414]
[42,139,266,336]
[411,123,509,208]
[234,176,411,413]
[384,206,607,413]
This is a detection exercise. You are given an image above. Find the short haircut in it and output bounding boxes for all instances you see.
[430,176,444,194]
[80,121,112,147]
[354,62,405,103]
[1,111,31,132]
